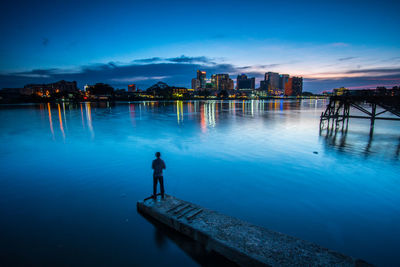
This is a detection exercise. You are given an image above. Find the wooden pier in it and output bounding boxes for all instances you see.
[137,195,372,266]
[320,94,400,135]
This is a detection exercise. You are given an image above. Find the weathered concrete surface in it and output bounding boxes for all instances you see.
[137,195,373,267]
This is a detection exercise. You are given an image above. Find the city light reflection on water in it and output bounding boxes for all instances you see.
[0,100,399,266]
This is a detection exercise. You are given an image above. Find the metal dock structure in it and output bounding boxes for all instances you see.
[137,195,372,266]
[320,93,400,136]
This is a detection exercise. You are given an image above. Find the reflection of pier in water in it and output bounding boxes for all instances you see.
[320,126,400,160]
[320,95,400,159]
[139,211,238,266]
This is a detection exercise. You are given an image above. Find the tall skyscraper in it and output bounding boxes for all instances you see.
[284,78,293,96]
[260,80,267,91]
[191,70,206,90]
[236,74,255,90]
[128,84,136,92]
[291,77,303,96]
[191,78,200,90]
[279,74,289,92]
[284,77,303,96]
[265,72,280,95]
[197,70,206,89]
[211,74,234,91]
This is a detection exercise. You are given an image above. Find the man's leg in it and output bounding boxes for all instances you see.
[153,175,158,198]
[159,176,165,198]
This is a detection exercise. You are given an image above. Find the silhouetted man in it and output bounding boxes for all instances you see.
[152,152,166,199]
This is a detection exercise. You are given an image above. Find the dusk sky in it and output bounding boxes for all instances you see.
[1,0,399,93]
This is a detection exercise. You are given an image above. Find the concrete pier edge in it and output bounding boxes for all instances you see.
[137,195,373,267]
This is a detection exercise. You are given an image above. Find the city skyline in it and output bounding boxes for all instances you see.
[1,0,399,92]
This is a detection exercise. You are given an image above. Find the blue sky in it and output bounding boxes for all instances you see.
[1,0,399,92]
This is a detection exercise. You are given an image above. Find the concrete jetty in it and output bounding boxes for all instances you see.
[137,195,372,267]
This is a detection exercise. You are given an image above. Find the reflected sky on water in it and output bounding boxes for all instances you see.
[0,100,399,266]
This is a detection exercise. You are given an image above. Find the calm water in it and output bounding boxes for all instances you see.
[0,100,399,266]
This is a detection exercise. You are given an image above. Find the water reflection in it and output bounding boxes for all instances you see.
[139,211,238,266]
[129,104,136,126]
[85,102,94,138]
[320,126,400,160]
[36,100,399,161]
[62,103,68,131]
[80,103,86,129]
[176,101,183,124]
[57,104,66,140]
[1,99,399,266]
[47,103,54,139]
[204,101,216,128]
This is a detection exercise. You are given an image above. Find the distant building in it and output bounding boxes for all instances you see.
[259,72,281,95]
[24,80,78,96]
[191,70,206,90]
[279,74,289,92]
[265,72,280,95]
[285,77,303,96]
[86,83,114,96]
[333,87,348,96]
[260,80,267,91]
[284,78,293,96]
[211,74,234,91]
[191,78,200,90]
[128,84,136,92]
[236,74,255,90]
[0,88,30,101]
[291,77,303,96]
[197,70,206,89]
[322,90,333,96]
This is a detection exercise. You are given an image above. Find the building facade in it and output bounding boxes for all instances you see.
[279,74,289,93]
[24,80,78,96]
[191,70,206,90]
[211,74,234,91]
[291,77,303,96]
[236,74,255,90]
[128,84,136,92]
[197,70,206,89]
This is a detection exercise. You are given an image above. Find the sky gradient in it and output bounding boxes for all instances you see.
[1,0,399,92]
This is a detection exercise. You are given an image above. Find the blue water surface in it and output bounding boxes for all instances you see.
[0,100,399,266]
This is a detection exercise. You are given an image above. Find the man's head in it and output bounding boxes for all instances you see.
[155,152,161,158]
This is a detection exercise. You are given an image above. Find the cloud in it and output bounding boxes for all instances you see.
[304,74,400,93]
[305,67,400,80]
[0,59,240,90]
[133,55,216,65]
[167,55,214,64]
[258,64,281,69]
[345,67,400,75]
[1,57,399,93]
[110,76,171,82]
[338,57,356,61]
[13,68,59,77]
[133,57,162,63]
[330,42,349,47]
